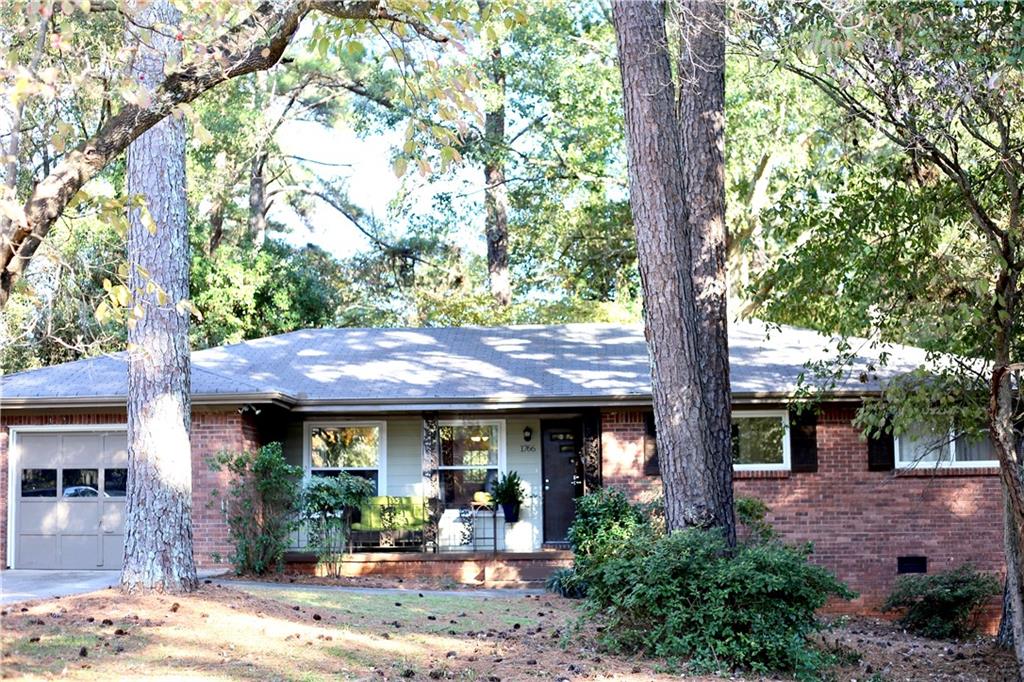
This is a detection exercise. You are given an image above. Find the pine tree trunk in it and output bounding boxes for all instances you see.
[121,0,198,593]
[480,0,511,308]
[612,0,734,538]
[249,152,268,247]
[673,0,735,544]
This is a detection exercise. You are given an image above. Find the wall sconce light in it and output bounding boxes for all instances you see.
[523,426,533,442]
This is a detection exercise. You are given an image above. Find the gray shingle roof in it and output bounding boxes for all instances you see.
[1,320,932,408]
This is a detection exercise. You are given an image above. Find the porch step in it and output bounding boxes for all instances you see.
[284,550,572,587]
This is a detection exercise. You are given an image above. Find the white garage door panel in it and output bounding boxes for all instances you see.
[104,435,128,466]
[18,502,64,534]
[62,435,104,464]
[61,502,100,533]
[17,535,58,569]
[18,434,61,468]
[101,502,124,531]
[102,535,124,569]
[13,429,127,570]
[61,535,101,569]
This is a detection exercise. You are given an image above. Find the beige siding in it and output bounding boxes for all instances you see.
[385,418,424,496]
[504,417,542,551]
[285,414,544,552]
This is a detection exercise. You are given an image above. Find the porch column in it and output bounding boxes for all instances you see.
[422,412,442,551]
[581,407,602,494]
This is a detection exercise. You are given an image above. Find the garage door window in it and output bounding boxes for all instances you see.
[104,469,127,497]
[63,469,100,497]
[21,469,57,497]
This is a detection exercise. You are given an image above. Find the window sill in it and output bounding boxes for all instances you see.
[893,466,1000,478]
[733,469,791,480]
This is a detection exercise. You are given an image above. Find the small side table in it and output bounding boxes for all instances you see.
[469,500,499,554]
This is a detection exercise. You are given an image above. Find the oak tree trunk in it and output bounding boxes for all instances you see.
[480,0,511,308]
[121,0,198,593]
[612,0,735,539]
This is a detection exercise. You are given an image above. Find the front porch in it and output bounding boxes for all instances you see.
[282,548,574,587]
[277,409,602,558]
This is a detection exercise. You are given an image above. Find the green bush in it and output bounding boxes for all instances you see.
[567,487,648,559]
[883,564,999,639]
[567,489,854,677]
[583,528,854,676]
[735,496,777,543]
[301,474,375,577]
[545,567,587,599]
[211,442,302,575]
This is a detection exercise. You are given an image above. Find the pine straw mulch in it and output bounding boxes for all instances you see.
[0,580,1016,681]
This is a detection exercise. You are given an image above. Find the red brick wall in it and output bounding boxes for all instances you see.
[0,408,259,569]
[190,410,262,567]
[600,406,1005,617]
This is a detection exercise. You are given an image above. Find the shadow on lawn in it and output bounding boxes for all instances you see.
[0,584,661,681]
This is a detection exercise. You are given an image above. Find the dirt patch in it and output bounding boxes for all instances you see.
[0,582,1015,681]
[825,617,1016,681]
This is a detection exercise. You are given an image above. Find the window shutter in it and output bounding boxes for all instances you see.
[789,409,818,473]
[643,411,660,476]
[867,429,896,471]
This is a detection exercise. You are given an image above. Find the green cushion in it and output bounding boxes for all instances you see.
[350,496,427,531]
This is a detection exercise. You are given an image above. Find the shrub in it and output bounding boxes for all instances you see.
[566,490,854,677]
[735,496,777,543]
[883,564,1000,639]
[567,487,648,559]
[301,473,375,577]
[211,442,302,575]
[583,528,854,676]
[545,567,587,599]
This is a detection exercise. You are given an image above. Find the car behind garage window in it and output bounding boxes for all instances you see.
[62,469,100,497]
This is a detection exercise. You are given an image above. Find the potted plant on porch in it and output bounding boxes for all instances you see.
[490,471,526,524]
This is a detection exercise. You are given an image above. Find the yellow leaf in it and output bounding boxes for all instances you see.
[393,158,408,178]
[94,300,111,324]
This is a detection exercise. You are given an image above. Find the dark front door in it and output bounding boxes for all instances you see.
[542,419,585,544]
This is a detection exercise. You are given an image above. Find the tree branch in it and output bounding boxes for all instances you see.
[0,0,443,306]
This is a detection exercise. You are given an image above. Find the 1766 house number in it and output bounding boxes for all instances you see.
[520,444,537,453]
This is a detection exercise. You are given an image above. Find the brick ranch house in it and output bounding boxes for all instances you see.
[0,321,1004,616]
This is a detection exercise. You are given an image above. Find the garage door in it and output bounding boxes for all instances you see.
[13,429,127,569]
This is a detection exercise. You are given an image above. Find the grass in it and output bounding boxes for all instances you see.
[246,586,544,634]
[1,582,1014,681]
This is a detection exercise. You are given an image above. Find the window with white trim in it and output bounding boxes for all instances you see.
[308,423,384,493]
[896,427,998,468]
[438,420,503,507]
[731,411,791,472]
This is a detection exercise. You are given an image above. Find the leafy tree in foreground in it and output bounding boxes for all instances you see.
[0,0,473,308]
[736,0,1023,670]
[612,0,735,539]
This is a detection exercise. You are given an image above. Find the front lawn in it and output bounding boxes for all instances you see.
[0,582,1014,680]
